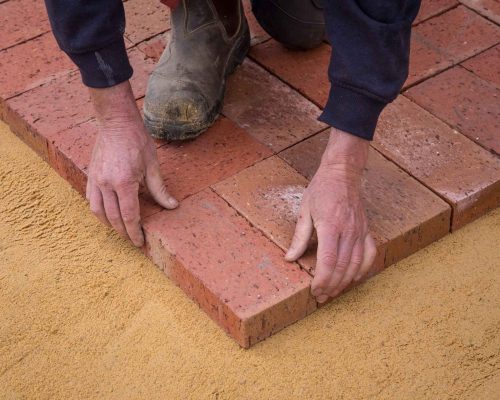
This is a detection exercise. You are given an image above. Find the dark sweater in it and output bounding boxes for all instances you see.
[43,0,420,140]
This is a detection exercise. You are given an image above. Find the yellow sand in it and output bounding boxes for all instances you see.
[0,121,499,400]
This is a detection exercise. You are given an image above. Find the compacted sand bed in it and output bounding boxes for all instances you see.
[0,121,499,399]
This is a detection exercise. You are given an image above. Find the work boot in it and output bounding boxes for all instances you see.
[144,0,250,140]
[251,0,325,50]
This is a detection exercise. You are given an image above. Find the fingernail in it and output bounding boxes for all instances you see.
[168,198,179,208]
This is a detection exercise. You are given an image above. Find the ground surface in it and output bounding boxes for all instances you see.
[1,121,499,399]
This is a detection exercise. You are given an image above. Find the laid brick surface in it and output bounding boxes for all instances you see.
[223,60,326,152]
[406,66,500,155]
[143,188,316,348]
[0,0,50,51]
[242,0,270,46]
[124,0,171,45]
[414,0,458,24]
[4,47,155,158]
[460,0,500,24]
[408,6,500,87]
[373,96,500,230]
[250,40,331,107]
[279,134,451,267]
[138,31,171,62]
[461,45,500,87]
[0,33,75,100]
[155,116,272,202]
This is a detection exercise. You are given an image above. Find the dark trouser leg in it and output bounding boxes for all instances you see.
[251,0,325,50]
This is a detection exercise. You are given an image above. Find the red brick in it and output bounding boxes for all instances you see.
[138,32,171,62]
[416,6,499,61]
[460,0,500,24]
[242,0,270,46]
[373,96,500,230]
[278,137,451,267]
[414,0,458,24]
[0,0,51,51]
[250,40,331,107]
[124,0,171,45]
[155,116,272,201]
[143,188,316,348]
[223,60,326,152]
[0,33,75,99]
[461,45,500,87]
[5,47,155,151]
[405,66,500,155]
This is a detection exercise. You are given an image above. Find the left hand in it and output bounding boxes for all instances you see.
[285,128,377,303]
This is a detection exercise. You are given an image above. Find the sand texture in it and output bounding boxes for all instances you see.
[0,121,499,399]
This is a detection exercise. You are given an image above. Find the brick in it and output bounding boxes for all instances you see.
[406,66,500,155]
[0,0,51,51]
[419,6,498,61]
[143,188,316,348]
[138,31,171,62]
[250,40,331,107]
[0,33,75,100]
[155,116,272,201]
[242,0,270,46]
[414,0,458,24]
[5,47,155,153]
[460,0,500,24]
[124,0,171,45]
[461,45,500,87]
[223,59,326,152]
[278,136,451,267]
[408,6,499,87]
[373,96,500,230]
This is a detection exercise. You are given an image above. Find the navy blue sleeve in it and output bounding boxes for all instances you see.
[44,0,133,88]
[319,0,421,140]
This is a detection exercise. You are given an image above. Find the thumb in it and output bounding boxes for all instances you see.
[145,162,178,210]
[285,209,313,261]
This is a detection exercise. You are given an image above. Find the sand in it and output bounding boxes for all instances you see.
[0,121,499,399]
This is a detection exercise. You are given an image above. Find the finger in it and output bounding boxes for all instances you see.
[88,183,110,226]
[145,161,178,210]
[330,238,364,297]
[285,208,313,261]
[322,232,357,298]
[116,183,144,247]
[311,225,339,300]
[355,234,377,282]
[101,188,129,240]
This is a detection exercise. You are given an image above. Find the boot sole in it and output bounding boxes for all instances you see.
[145,24,251,141]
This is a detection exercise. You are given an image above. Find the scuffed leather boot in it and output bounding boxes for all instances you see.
[144,0,250,140]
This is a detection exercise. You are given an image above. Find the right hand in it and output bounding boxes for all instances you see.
[86,81,178,247]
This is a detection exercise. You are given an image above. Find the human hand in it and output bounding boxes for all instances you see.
[86,81,178,247]
[285,128,377,303]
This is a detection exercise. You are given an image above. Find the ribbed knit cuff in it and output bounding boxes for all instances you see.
[318,84,387,141]
[68,38,133,88]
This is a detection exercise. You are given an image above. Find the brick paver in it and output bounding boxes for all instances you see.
[374,96,500,230]
[0,0,498,347]
[406,66,500,155]
[143,188,316,348]
[0,0,51,51]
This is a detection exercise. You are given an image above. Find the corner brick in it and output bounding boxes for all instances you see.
[250,40,331,107]
[460,0,500,24]
[279,137,451,267]
[124,0,171,45]
[155,116,273,201]
[406,66,500,155]
[223,59,326,152]
[373,96,500,230]
[461,45,500,87]
[143,188,316,348]
[0,0,50,51]
[0,33,75,100]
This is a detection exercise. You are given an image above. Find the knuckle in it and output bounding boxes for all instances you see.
[320,251,337,267]
[121,212,137,224]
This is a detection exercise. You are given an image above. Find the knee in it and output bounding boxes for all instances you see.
[251,0,325,50]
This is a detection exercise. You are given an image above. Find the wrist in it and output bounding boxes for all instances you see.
[320,127,370,174]
[89,81,141,127]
